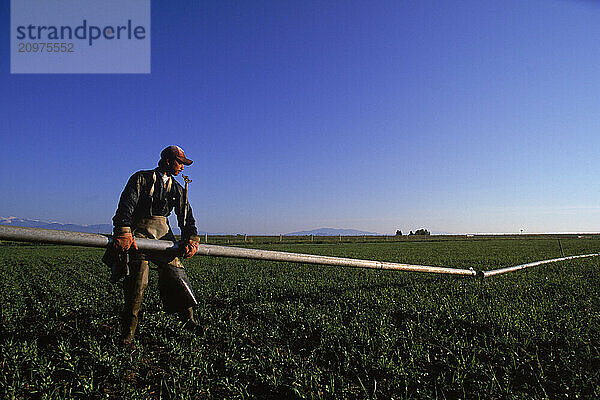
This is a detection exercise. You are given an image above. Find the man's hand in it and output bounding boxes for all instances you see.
[182,235,200,259]
[113,227,138,252]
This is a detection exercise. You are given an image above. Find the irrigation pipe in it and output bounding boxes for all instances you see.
[479,253,600,278]
[0,226,475,276]
[1,225,597,278]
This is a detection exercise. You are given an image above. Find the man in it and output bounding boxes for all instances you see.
[107,145,202,346]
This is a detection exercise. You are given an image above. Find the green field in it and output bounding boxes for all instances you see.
[1,237,599,399]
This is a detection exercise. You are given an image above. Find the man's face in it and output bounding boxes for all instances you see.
[167,158,184,176]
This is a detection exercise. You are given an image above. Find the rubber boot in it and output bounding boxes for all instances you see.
[178,307,205,335]
[121,260,149,346]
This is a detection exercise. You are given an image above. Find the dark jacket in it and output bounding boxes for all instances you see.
[112,169,198,240]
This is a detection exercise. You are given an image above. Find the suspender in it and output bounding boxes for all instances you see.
[148,171,172,217]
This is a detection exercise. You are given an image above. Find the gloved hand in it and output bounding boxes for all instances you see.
[113,227,138,252]
[181,235,200,259]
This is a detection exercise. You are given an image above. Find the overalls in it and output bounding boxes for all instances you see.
[122,171,198,343]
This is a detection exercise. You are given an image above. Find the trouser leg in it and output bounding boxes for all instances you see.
[121,260,149,345]
[152,256,203,334]
[155,257,198,315]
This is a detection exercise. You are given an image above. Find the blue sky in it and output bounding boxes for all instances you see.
[2,0,600,234]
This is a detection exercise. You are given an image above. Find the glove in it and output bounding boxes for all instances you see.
[113,227,138,252]
[181,235,200,259]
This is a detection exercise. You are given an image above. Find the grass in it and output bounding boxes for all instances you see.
[0,237,599,399]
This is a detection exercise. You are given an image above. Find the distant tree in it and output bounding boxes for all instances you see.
[408,229,430,236]
[395,230,402,236]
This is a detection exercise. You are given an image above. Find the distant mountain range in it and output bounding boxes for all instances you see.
[1,217,454,236]
[0,217,198,235]
[0,217,114,234]
[0,218,386,236]
[285,228,382,236]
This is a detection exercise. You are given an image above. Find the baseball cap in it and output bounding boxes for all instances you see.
[160,145,193,165]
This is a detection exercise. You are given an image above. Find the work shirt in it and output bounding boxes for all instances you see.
[112,168,198,240]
